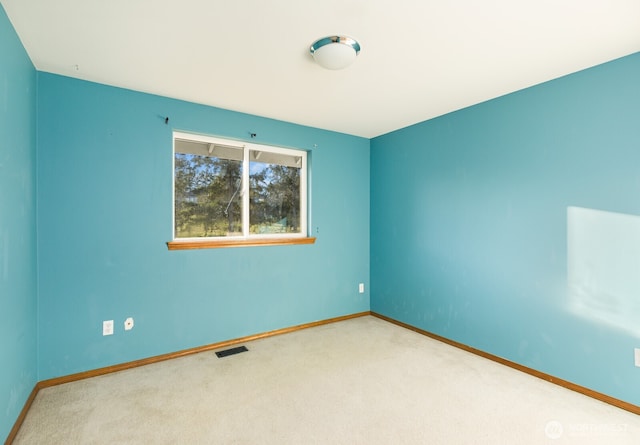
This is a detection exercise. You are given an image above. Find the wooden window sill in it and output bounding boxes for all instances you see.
[167,237,316,250]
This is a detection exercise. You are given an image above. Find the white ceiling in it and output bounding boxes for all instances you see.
[3,0,639,138]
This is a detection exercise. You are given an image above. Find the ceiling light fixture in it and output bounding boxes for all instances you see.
[310,36,361,70]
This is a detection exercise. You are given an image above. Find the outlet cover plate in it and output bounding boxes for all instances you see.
[635,348,640,367]
[103,320,114,336]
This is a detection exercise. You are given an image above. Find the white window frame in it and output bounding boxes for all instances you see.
[171,131,308,244]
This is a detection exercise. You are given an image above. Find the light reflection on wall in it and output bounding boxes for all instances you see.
[567,206,640,338]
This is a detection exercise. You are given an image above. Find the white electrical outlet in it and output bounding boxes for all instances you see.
[635,348,640,367]
[103,320,114,336]
[358,283,365,293]
[124,317,134,331]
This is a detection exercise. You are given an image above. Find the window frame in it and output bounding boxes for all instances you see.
[168,131,315,250]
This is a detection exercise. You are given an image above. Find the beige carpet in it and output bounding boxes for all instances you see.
[13,316,640,444]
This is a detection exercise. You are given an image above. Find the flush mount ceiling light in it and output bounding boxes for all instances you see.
[310,36,361,70]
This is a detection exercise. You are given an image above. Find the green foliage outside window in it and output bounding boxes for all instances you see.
[174,154,242,237]
[174,153,301,238]
[250,164,300,234]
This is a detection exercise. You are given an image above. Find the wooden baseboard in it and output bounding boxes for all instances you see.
[37,311,370,389]
[371,311,640,416]
[12,309,634,443]
[5,311,369,444]
[4,384,38,445]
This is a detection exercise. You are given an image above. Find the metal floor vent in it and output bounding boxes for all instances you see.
[215,345,248,358]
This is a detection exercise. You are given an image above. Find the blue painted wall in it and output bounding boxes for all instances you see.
[371,53,640,405]
[0,6,38,441]
[36,73,370,380]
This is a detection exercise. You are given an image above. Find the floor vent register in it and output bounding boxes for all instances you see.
[215,346,249,358]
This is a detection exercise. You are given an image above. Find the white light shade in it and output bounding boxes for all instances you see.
[310,36,361,70]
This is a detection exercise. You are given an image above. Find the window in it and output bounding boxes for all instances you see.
[168,132,314,250]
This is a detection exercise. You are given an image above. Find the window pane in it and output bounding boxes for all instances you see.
[249,150,301,234]
[174,152,243,237]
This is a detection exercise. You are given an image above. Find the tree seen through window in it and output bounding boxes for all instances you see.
[174,136,305,239]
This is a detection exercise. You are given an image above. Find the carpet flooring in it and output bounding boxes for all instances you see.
[13,316,640,444]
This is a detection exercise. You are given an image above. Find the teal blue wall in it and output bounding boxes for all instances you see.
[371,53,640,405]
[0,6,38,441]
[36,73,370,380]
